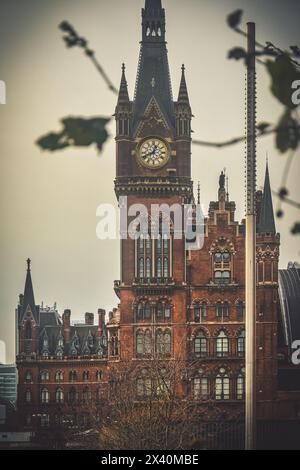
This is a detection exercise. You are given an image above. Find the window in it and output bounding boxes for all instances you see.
[236,369,245,400]
[156,368,171,396]
[136,330,152,356]
[82,371,89,382]
[69,371,77,382]
[68,387,77,403]
[41,388,49,404]
[216,330,229,357]
[96,388,101,403]
[194,302,207,322]
[194,331,207,357]
[55,371,64,382]
[25,389,32,403]
[215,368,230,400]
[213,251,231,284]
[156,329,171,356]
[111,334,119,356]
[82,387,91,403]
[25,371,32,383]
[25,322,32,339]
[193,376,208,399]
[136,369,152,398]
[40,414,50,427]
[216,302,230,319]
[237,330,245,358]
[55,388,64,403]
[40,371,49,381]
[137,235,152,279]
[136,302,152,321]
[237,301,245,318]
[96,370,102,381]
[155,302,172,321]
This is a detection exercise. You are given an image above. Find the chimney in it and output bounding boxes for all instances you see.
[62,309,71,342]
[85,312,94,325]
[97,309,106,337]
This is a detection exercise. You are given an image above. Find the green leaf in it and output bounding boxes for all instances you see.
[266,54,300,109]
[275,109,300,153]
[36,116,111,153]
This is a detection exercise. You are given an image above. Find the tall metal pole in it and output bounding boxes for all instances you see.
[245,22,257,450]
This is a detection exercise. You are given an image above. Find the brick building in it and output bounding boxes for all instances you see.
[16,0,299,441]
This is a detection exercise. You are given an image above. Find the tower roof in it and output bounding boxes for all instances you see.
[117,63,130,104]
[177,65,190,105]
[22,259,38,321]
[258,162,276,234]
[133,0,174,130]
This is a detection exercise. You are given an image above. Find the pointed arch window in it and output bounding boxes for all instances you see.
[236,368,245,400]
[216,330,229,357]
[215,368,230,400]
[237,330,245,358]
[25,389,32,403]
[156,329,171,356]
[96,370,102,381]
[69,371,77,382]
[55,388,64,404]
[194,302,207,322]
[40,371,49,381]
[216,302,230,319]
[194,330,208,357]
[55,371,64,382]
[193,371,208,400]
[136,369,152,397]
[41,388,49,404]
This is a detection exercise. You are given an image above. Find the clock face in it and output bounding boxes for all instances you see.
[137,138,169,169]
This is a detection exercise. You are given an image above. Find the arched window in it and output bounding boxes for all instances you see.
[213,251,232,284]
[194,331,207,357]
[156,302,164,319]
[139,258,144,278]
[216,330,229,357]
[55,371,64,382]
[41,388,49,404]
[237,301,245,318]
[146,258,151,278]
[25,371,32,383]
[96,370,102,381]
[157,257,162,278]
[216,302,230,318]
[215,368,230,400]
[68,387,77,403]
[136,369,152,397]
[156,329,171,356]
[25,322,32,339]
[25,389,32,403]
[193,371,208,399]
[163,257,169,278]
[82,387,91,403]
[194,302,207,322]
[69,371,77,382]
[82,371,89,382]
[144,330,152,355]
[163,330,171,355]
[164,303,171,320]
[137,303,144,320]
[136,330,144,355]
[55,388,64,403]
[236,368,245,399]
[111,334,119,356]
[144,302,151,320]
[96,388,101,403]
[40,371,49,381]
[237,330,245,358]
[136,330,152,356]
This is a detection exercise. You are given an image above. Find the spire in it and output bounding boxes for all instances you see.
[133,0,174,129]
[117,63,130,104]
[258,162,276,234]
[22,259,38,321]
[178,65,190,105]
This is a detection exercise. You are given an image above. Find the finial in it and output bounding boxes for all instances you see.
[27,258,31,271]
[122,63,125,73]
[197,182,200,205]
[181,64,185,73]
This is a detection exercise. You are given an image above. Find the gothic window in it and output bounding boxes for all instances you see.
[146,258,151,278]
[55,371,64,382]
[156,368,170,396]
[82,387,91,403]
[40,414,50,427]
[193,373,208,399]
[136,369,152,398]
[194,302,207,322]
[41,388,49,404]
[111,334,119,356]
[136,330,144,355]
[136,329,152,356]
[139,257,144,278]
[40,371,49,381]
[96,370,102,381]
[156,329,171,356]
[25,322,32,339]
[82,371,89,382]
[69,371,77,382]
[216,302,230,319]
[215,368,230,400]
[25,370,32,383]
[237,330,245,358]
[144,302,151,320]
[237,301,245,318]
[194,330,208,357]
[25,389,32,403]
[236,368,245,400]
[137,234,152,279]
[68,387,77,403]
[55,388,64,404]
[155,302,172,321]
[164,303,171,320]
[216,330,229,357]
[213,251,231,284]
[156,302,164,319]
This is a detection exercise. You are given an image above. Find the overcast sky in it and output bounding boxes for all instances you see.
[0,0,299,363]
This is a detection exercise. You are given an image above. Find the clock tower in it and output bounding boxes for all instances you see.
[113,0,193,362]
